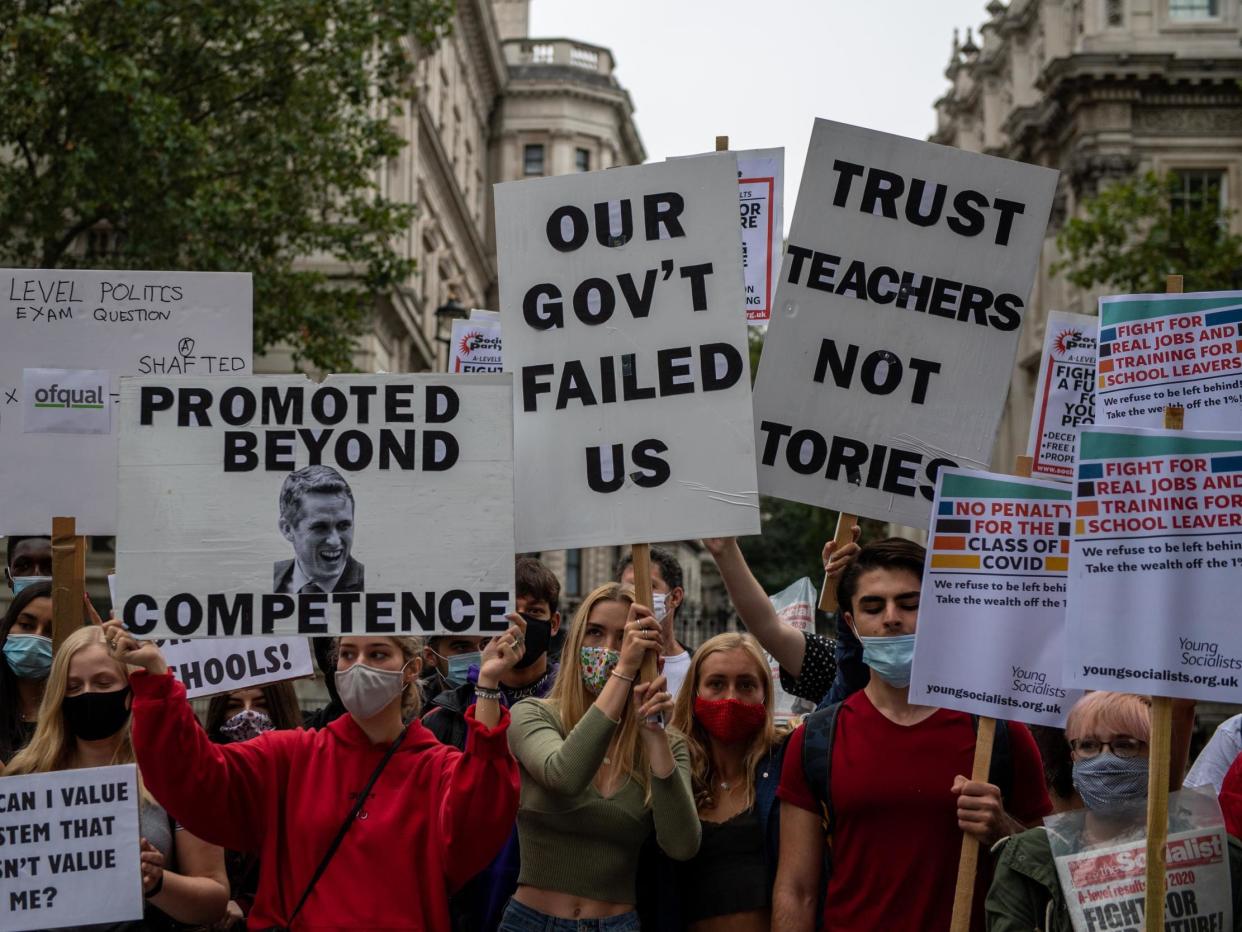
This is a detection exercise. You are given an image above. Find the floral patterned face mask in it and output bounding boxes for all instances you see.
[579,646,621,695]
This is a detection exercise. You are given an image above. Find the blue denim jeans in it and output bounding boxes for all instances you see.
[499,898,641,932]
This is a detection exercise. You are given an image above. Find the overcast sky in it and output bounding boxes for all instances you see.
[529,0,993,214]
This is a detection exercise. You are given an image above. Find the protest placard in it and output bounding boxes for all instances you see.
[495,155,760,551]
[909,468,1078,727]
[765,576,817,719]
[738,149,783,324]
[1066,426,1242,701]
[115,373,515,637]
[1046,789,1231,932]
[1028,311,1098,481]
[157,636,314,698]
[1097,290,1242,430]
[450,316,502,373]
[750,120,1058,528]
[0,764,141,931]
[0,270,252,535]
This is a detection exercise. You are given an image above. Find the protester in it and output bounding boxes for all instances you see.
[419,633,487,706]
[503,581,700,930]
[1221,752,1242,838]
[0,580,53,763]
[771,537,1051,932]
[204,681,303,929]
[1187,712,1242,794]
[4,625,230,929]
[106,618,524,930]
[987,692,1242,930]
[303,637,345,728]
[4,534,53,592]
[422,556,563,932]
[618,546,694,697]
[703,533,862,707]
[658,632,788,932]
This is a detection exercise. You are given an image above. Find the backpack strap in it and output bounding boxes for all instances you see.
[968,714,1014,804]
[800,700,843,833]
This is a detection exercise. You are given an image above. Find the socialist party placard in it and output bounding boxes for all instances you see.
[1066,426,1242,701]
[910,469,1078,727]
[751,120,1058,528]
[495,155,760,551]
[115,374,515,637]
[0,270,252,535]
[0,765,142,931]
[738,148,783,324]
[1028,311,1097,481]
[1097,290,1242,429]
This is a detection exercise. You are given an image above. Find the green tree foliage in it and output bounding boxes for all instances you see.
[741,326,887,595]
[1055,171,1242,295]
[0,0,454,370]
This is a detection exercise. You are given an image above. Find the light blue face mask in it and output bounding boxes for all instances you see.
[857,633,917,688]
[3,634,53,680]
[444,651,481,687]
[11,576,51,596]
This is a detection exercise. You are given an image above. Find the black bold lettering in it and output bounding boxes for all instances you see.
[594,200,633,247]
[657,347,695,396]
[831,160,865,207]
[992,197,1025,246]
[422,431,458,471]
[630,439,670,487]
[384,384,415,422]
[573,278,616,324]
[679,263,713,311]
[947,189,987,238]
[224,432,259,472]
[140,386,174,425]
[758,420,792,466]
[787,429,827,474]
[990,293,1023,331]
[905,178,947,226]
[546,205,589,252]
[617,269,657,317]
[378,430,417,469]
[523,284,563,330]
[813,339,857,388]
[177,387,213,427]
[700,343,743,391]
[861,168,904,219]
[311,387,347,425]
[219,387,256,426]
[586,444,625,492]
[786,244,813,284]
[643,192,685,240]
[522,364,555,412]
[425,386,459,423]
[555,361,598,409]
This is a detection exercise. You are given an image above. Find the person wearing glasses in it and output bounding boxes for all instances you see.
[986,691,1242,930]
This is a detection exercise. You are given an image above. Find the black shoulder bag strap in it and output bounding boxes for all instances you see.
[282,724,409,929]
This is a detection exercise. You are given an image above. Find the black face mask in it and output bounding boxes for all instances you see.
[63,687,132,741]
[514,613,552,669]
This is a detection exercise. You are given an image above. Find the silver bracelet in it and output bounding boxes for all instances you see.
[475,685,502,701]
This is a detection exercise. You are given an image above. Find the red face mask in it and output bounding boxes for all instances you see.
[693,695,767,745]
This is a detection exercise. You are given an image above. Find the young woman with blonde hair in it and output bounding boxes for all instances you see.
[104,619,528,930]
[648,632,787,932]
[503,582,700,932]
[4,624,230,929]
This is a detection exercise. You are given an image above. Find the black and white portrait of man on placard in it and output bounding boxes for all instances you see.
[273,464,365,594]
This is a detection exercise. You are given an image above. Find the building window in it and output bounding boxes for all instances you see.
[1171,169,1226,216]
[575,148,591,172]
[524,144,545,177]
[1169,0,1218,19]
[1106,0,1125,26]
[565,549,581,597]
[531,43,554,64]
[570,46,599,70]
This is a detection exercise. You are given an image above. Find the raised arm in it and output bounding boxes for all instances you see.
[439,705,521,892]
[703,538,806,674]
[648,732,700,861]
[508,699,617,797]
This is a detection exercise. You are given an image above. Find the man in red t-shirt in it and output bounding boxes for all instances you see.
[773,538,1051,932]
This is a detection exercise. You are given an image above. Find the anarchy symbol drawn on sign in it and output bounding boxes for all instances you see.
[178,337,196,357]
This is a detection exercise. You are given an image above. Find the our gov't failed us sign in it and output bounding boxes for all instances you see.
[751,120,1058,528]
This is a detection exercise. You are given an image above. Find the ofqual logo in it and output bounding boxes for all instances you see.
[22,367,113,435]
[33,383,106,410]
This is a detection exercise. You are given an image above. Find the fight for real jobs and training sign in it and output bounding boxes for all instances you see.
[0,765,142,932]
[1027,310,1097,481]
[115,374,514,637]
[1066,426,1242,702]
[909,469,1079,727]
[0,270,252,535]
[1097,290,1242,430]
[495,154,760,551]
[750,120,1058,528]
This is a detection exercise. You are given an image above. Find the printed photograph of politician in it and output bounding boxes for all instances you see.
[273,464,365,594]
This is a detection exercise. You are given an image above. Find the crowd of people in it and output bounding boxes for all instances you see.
[2,531,1242,931]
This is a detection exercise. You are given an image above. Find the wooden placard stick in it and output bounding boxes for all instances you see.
[715,135,729,152]
[51,516,86,652]
[1143,398,1184,931]
[948,454,1032,931]
[818,513,858,613]
[630,543,659,682]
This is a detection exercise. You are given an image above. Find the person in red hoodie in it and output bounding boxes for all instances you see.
[103,617,525,931]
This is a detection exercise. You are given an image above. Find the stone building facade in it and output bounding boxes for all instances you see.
[930,0,1242,474]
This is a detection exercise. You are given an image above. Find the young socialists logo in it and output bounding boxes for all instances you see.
[21,367,113,435]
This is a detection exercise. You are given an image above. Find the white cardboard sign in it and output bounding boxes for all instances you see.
[1097,290,1242,430]
[156,636,314,699]
[909,468,1079,727]
[1066,426,1242,702]
[1027,311,1098,481]
[0,764,142,931]
[495,155,760,551]
[751,120,1058,528]
[738,148,784,324]
[0,270,252,535]
[450,317,503,373]
[115,374,515,636]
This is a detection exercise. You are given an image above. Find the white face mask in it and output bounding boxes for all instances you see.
[336,661,409,720]
[652,592,669,622]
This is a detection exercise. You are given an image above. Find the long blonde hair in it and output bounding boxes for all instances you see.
[542,582,650,797]
[670,632,778,813]
[5,626,141,779]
